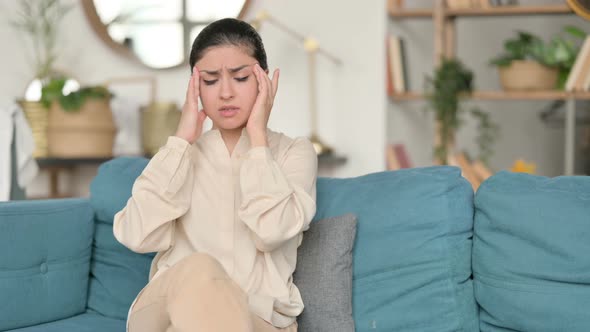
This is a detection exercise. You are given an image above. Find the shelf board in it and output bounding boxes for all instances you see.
[389,4,573,18]
[318,154,347,167]
[389,8,432,18]
[390,90,590,101]
[36,157,113,168]
[447,4,572,16]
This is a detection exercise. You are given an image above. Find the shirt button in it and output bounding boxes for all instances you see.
[40,262,48,274]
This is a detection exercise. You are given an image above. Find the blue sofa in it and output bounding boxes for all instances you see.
[1,156,589,332]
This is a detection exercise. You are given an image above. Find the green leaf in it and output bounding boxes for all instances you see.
[564,25,587,39]
[423,58,492,162]
[40,78,111,111]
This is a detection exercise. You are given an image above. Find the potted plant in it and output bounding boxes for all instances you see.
[12,0,117,158]
[425,58,498,165]
[10,0,73,157]
[490,27,586,90]
[42,78,116,158]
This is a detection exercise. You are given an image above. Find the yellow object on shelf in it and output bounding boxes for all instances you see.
[510,159,537,174]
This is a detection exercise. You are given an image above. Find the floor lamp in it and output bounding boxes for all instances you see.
[250,11,342,156]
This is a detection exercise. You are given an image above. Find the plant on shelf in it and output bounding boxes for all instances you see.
[9,0,73,157]
[489,26,586,90]
[40,77,116,158]
[41,77,112,112]
[10,0,117,158]
[425,58,498,166]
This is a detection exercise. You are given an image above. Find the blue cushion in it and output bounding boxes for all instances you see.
[473,171,590,332]
[314,166,478,332]
[0,199,94,331]
[90,156,149,224]
[6,312,125,332]
[88,157,154,320]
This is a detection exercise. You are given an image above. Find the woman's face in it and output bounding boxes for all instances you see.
[195,45,260,132]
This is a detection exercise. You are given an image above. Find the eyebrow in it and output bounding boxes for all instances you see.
[199,64,251,76]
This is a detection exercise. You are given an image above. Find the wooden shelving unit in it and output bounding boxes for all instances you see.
[390,90,590,101]
[387,0,585,175]
[389,3,573,18]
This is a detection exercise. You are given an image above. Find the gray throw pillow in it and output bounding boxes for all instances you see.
[294,213,357,332]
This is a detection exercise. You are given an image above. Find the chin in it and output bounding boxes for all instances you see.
[213,118,248,131]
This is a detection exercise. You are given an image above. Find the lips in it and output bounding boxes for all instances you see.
[219,106,239,118]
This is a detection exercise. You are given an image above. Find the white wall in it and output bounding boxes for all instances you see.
[2,0,586,198]
[0,0,387,197]
[388,0,590,176]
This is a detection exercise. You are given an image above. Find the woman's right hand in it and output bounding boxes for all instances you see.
[175,68,208,144]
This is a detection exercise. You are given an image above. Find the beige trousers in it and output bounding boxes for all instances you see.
[128,253,298,332]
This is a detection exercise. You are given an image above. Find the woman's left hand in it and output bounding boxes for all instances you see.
[247,63,279,146]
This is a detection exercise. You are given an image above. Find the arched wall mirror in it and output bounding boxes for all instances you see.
[567,0,590,20]
[81,0,251,70]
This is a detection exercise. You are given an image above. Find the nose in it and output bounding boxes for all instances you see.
[219,76,234,100]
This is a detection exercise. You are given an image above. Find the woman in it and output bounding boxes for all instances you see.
[113,18,317,332]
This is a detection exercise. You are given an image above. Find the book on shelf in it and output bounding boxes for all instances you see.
[385,37,394,96]
[574,54,590,91]
[385,143,413,170]
[387,34,407,94]
[390,0,404,10]
[565,35,590,92]
[447,152,493,191]
[385,145,400,170]
[447,0,521,8]
[479,0,491,8]
[454,153,481,191]
[446,0,473,9]
[488,0,518,6]
[394,144,412,168]
[583,65,590,91]
[574,41,590,91]
[400,39,410,92]
[471,160,493,181]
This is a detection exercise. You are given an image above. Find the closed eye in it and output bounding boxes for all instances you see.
[235,76,249,82]
[203,79,217,86]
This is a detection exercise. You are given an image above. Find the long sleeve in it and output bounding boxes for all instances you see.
[113,136,194,253]
[238,137,317,252]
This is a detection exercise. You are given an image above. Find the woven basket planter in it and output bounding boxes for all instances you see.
[47,99,116,157]
[141,102,181,156]
[499,60,559,91]
[18,100,49,157]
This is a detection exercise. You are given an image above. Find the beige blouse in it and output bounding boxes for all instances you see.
[113,128,318,328]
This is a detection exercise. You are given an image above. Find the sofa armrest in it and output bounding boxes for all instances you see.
[0,198,94,331]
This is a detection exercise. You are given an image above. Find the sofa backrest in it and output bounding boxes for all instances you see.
[473,171,590,332]
[314,166,479,331]
[88,157,154,320]
[89,157,479,331]
[0,198,93,330]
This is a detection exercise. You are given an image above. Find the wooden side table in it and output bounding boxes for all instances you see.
[36,157,113,198]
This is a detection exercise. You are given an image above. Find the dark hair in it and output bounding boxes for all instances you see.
[189,18,268,73]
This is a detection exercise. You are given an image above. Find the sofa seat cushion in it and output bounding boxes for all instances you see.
[473,171,590,332]
[5,312,125,332]
[313,166,478,332]
[0,199,94,331]
[88,157,154,319]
